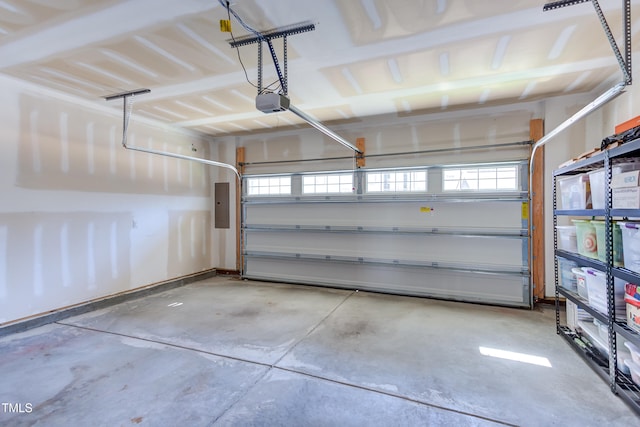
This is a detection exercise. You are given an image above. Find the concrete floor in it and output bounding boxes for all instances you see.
[0,277,637,426]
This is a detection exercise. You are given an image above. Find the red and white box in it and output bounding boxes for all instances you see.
[625,283,640,333]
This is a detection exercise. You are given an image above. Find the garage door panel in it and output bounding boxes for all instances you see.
[245,231,524,267]
[242,162,530,308]
[245,200,525,230]
[245,258,527,307]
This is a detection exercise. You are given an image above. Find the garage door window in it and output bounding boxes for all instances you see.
[246,176,292,196]
[366,170,427,193]
[303,173,354,194]
[443,166,518,191]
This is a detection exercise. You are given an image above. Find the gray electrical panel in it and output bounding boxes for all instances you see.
[214,182,230,229]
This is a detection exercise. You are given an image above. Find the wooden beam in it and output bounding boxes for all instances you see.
[356,137,366,168]
[530,119,545,303]
[235,147,245,272]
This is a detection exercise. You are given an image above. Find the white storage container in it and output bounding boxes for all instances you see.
[619,222,640,273]
[558,174,591,210]
[557,257,578,291]
[588,168,606,209]
[572,267,588,299]
[578,320,609,356]
[594,319,609,345]
[625,341,640,364]
[624,359,640,386]
[556,225,578,252]
[584,268,626,316]
[566,300,578,331]
[589,162,640,209]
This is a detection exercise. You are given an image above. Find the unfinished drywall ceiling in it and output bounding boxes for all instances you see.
[0,0,637,138]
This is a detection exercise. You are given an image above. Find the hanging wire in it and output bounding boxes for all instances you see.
[220,0,285,95]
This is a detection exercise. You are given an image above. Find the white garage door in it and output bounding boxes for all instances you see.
[242,161,531,307]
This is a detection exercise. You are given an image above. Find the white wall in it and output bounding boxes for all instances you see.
[0,75,214,324]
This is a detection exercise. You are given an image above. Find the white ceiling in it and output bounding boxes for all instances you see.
[0,0,638,137]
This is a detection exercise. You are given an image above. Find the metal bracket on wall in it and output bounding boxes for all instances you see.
[104,89,240,179]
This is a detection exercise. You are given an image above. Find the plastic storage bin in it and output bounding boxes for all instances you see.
[584,268,626,316]
[556,225,578,252]
[578,320,608,356]
[619,222,640,273]
[624,359,640,386]
[572,219,598,259]
[591,220,624,266]
[625,341,640,364]
[558,174,591,210]
[572,267,589,299]
[588,168,606,209]
[557,257,578,291]
[588,162,640,209]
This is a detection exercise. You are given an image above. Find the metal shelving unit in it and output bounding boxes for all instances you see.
[553,137,640,415]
